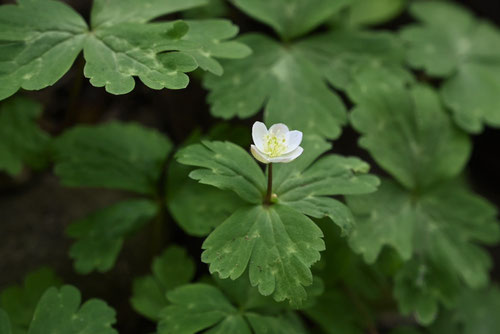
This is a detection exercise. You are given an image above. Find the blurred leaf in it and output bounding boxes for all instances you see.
[394,258,461,325]
[90,0,207,27]
[401,1,500,133]
[67,199,158,274]
[348,179,500,323]
[131,246,196,321]
[28,285,117,334]
[0,96,50,176]
[341,0,407,27]
[183,0,229,19]
[0,268,62,334]
[204,34,347,140]
[350,74,471,190]
[231,0,350,40]
[158,283,306,334]
[167,173,244,236]
[53,122,172,195]
[0,310,12,334]
[297,30,411,91]
[0,0,88,101]
[303,289,364,334]
[453,285,500,334]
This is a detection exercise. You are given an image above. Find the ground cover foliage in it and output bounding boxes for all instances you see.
[1,0,500,333]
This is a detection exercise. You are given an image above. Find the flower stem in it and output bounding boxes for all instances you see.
[265,163,273,205]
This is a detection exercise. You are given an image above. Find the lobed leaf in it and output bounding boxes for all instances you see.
[28,286,117,334]
[204,34,347,139]
[0,0,88,101]
[296,30,411,91]
[158,281,306,334]
[90,0,207,27]
[67,199,158,274]
[401,1,500,133]
[273,135,379,234]
[0,96,50,176]
[0,0,249,99]
[232,0,351,40]
[350,73,471,190]
[53,122,172,195]
[339,0,407,27]
[202,204,325,306]
[176,140,266,204]
[0,268,62,334]
[131,246,196,321]
[348,179,500,323]
[83,22,197,94]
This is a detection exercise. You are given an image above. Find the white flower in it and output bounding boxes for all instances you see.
[250,121,303,164]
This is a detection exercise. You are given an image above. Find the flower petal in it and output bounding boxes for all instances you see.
[268,146,304,163]
[284,130,303,154]
[252,121,268,151]
[251,145,270,164]
[269,123,289,136]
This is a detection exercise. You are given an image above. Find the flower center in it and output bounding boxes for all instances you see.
[263,134,287,157]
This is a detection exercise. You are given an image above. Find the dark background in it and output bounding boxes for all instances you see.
[1,0,499,333]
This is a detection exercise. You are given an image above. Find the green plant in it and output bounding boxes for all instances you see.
[1,0,500,333]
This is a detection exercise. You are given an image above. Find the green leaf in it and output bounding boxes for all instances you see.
[53,122,172,195]
[348,179,500,323]
[273,135,380,235]
[158,282,306,334]
[169,20,252,76]
[341,0,407,27]
[0,96,50,176]
[90,0,207,27]
[28,286,117,334]
[177,138,378,304]
[0,310,12,334]
[167,173,245,236]
[131,246,196,321]
[394,259,461,325]
[176,140,266,204]
[67,199,158,274]
[0,0,88,101]
[83,22,198,94]
[453,285,500,334]
[232,0,351,40]
[159,283,248,334]
[350,75,471,190]
[296,30,411,91]
[303,289,363,334]
[183,0,229,19]
[0,268,62,334]
[202,204,325,306]
[401,1,500,133]
[0,0,249,99]
[204,34,347,139]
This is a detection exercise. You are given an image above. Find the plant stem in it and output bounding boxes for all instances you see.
[265,163,273,205]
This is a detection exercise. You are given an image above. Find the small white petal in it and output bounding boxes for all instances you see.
[252,121,268,152]
[284,130,303,154]
[251,145,270,164]
[269,123,289,136]
[268,146,303,163]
